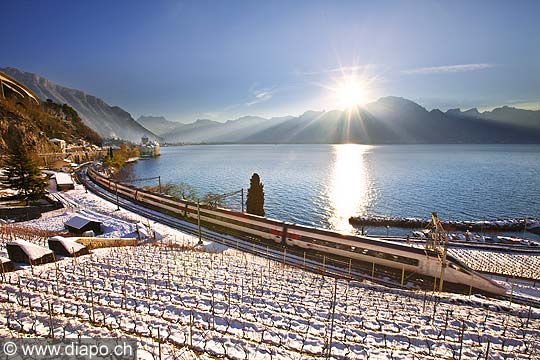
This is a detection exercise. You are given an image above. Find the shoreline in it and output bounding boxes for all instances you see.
[349,215,540,234]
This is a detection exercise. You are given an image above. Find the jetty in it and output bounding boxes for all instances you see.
[349,215,540,234]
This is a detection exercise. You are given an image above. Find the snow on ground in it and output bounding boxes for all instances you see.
[27,183,200,246]
[1,244,539,359]
[449,247,540,280]
[1,183,540,358]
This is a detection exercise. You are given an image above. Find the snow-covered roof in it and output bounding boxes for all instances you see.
[196,240,229,253]
[48,236,87,254]
[1,257,11,264]
[65,215,101,230]
[7,239,53,261]
[55,172,73,185]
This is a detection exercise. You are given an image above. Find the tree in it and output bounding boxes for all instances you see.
[144,182,198,201]
[2,143,47,203]
[246,173,265,216]
[201,192,224,208]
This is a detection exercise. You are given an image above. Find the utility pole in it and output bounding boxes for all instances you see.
[439,232,448,292]
[197,199,202,245]
[115,183,120,211]
[158,176,162,193]
[426,212,448,292]
[241,188,244,213]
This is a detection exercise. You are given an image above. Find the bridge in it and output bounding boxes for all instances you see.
[0,71,40,104]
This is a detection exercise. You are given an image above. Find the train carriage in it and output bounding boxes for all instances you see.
[86,167,506,295]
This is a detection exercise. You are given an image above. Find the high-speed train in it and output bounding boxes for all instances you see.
[86,168,506,295]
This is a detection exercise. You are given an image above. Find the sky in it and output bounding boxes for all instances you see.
[3,0,540,122]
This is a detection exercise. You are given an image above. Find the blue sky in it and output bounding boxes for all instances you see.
[3,0,539,122]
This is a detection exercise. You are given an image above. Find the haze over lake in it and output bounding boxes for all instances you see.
[129,144,540,235]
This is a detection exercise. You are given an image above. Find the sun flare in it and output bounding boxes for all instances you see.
[335,78,367,109]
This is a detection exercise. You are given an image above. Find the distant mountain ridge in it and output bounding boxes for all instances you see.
[146,97,540,144]
[136,116,182,136]
[1,67,157,142]
[6,65,536,144]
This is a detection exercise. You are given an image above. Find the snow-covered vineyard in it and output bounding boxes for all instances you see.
[0,185,540,359]
[0,243,539,359]
[450,248,540,280]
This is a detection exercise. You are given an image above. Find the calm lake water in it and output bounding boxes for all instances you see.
[127,144,540,236]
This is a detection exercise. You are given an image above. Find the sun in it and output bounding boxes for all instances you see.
[335,78,367,109]
[319,65,379,110]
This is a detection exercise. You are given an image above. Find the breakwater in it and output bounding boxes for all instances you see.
[349,216,540,234]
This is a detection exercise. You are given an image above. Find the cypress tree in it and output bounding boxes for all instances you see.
[2,143,47,203]
[246,173,265,216]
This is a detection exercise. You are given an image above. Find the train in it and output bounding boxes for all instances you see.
[86,167,506,295]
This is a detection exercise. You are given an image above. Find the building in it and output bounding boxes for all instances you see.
[139,136,161,158]
[7,240,55,265]
[1,257,15,273]
[54,172,75,191]
[48,236,89,257]
[49,138,67,152]
[64,215,102,235]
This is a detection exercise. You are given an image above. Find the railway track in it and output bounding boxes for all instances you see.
[78,169,410,286]
[78,168,540,308]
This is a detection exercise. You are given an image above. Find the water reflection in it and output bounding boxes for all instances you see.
[327,144,373,232]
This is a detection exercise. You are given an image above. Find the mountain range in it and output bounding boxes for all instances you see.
[3,67,538,144]
[0,67,157,143]
[136,115,183,135]
[140,97,540,144]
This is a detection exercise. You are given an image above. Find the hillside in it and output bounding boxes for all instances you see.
[163,97,540,144]
[1,67,157,143]
[0,96,101,154]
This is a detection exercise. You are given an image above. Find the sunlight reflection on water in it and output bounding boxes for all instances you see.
[131,144,540,237]
[327,144,374,232]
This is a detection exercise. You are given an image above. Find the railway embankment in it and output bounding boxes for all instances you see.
[349,215,540,234]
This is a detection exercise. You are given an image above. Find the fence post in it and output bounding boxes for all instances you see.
[458,320,466,360]
[157,326,162,360]
[48,301,54,339]
[326,278,338,359]
[189,309,193,347]
[241,188,244,213]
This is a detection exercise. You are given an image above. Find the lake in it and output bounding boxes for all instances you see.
[126,144,540,237]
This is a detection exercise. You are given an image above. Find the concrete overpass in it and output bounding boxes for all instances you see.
[0,71,40,104]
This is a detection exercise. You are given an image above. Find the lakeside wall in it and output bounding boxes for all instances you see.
[349,215,540,234]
